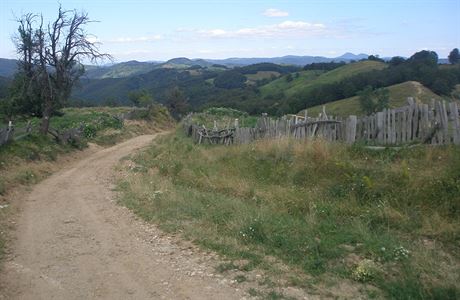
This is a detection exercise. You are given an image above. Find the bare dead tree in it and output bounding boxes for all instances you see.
[14,6,111,134]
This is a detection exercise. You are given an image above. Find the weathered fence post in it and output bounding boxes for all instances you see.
[346,115,357,144]
[449,102,460,144]
[5,121,14,143]
[376,111,384,143]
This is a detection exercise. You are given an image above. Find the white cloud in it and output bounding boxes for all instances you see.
[263,8,289,17]
[106,35,163,43]
[86,36,99,43]
[194,21,328,39]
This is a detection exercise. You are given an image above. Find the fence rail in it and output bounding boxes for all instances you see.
[184,98,460,146]
[0,108,145,147]
[0,121,35,146]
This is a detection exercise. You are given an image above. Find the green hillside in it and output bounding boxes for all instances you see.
[303,81,445,117]
[259,70,324,97]
[245,71,281,85]
[260,60,386,98]
[84,61,160,79]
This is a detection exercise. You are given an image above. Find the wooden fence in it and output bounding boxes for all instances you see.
[0,121,34,146]
[184,98,460,146]
[0,108,144,147]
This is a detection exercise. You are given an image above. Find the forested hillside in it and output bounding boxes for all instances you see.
[2,51,460,119]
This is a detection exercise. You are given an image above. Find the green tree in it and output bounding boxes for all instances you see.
[358,86,375,114]
[368,55,384,62]
[448,48,460,64]
[374,88,389,111]
[13,7,110,134]
[128,90,154,107]
[166,87,188,119]
[214,71,246,89]
[285,73,293,82]
[358,86,389,114]
[103,97,119,107]
[388,56,406,66]
[409,50,438,66]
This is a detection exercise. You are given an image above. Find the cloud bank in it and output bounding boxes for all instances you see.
[263,8,289,17]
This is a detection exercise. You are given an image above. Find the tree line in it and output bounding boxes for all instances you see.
[1,6,458,122]
[285,50,460,114]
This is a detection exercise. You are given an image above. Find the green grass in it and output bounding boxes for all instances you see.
[50,107,131,129]
[260,61,386,98]
[192,107,259,128]
[260,70,324,98]
[245,71,281,84]
[304,81,446,117]
[118,130,459,298]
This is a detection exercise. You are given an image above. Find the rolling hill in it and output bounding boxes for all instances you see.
[260,60,387,98]
[207,53,369,66]
[303,81,445,117]
[84,60,160,79]
[0,58,18,77]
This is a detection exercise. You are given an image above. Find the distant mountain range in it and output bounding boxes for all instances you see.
[0,53,451,81]
[0,53,372,80]
[0,58,19,77]
[207,53,369,67]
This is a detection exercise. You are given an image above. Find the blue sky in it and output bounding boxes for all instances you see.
[1,0,459,62]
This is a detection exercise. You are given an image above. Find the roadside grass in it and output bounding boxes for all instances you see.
[118,129,459,298]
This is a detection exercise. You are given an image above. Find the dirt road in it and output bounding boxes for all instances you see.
[0,134,247,299]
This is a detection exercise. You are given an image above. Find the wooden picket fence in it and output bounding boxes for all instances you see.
[355,98,460,145]
[184,98,460,146]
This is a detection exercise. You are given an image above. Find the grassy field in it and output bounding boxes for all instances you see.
[259,70,323,98]
[118,129,459,299]
[303,81,446,117]
[260,61,387,99]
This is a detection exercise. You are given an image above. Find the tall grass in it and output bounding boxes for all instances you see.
[118,130,459,298]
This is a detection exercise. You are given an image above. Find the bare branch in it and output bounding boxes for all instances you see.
[13,5,112,134]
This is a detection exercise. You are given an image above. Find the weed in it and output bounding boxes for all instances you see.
[247,288,259,297]
[117,131,460,298]
[216,262,237,273]
[15,170,38,185]
[234,274,247,283]
[352,259,379,282]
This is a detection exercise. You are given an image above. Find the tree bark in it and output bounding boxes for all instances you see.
[40,102,52,134]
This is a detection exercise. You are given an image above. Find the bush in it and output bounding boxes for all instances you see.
[214,71,247,89]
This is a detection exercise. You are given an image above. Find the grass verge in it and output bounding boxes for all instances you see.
[117,129,459,299]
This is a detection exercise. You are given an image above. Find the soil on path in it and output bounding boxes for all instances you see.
[0,134,248,300]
